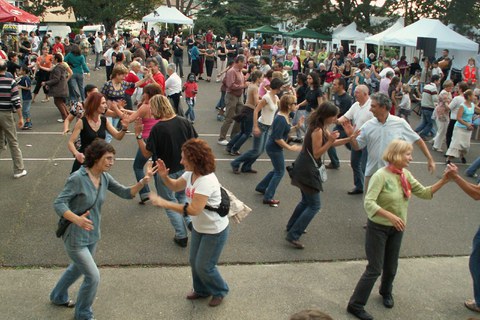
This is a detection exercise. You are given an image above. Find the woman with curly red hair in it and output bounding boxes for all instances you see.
[149,138,229,307]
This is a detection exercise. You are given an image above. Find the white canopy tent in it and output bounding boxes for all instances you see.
[364,18,404,45]
[382,18,479,69]
[142,5,194,26]
[332,22,370,52]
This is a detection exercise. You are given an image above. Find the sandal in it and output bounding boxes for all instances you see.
[465,299,480,313]
[41,99,50,103]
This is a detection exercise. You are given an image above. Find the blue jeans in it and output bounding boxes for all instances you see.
[22,100,32,120]
[415,108,434,138]
[133,146,150,200]
[231,122,270,172]
[215,91,226,110]
[349,220,404,310]
[466,157,480,181]
[69,73,85,103]
[351,148,368,191]
[292,110,307,138]
[256,149,285,201]
[190,226,230,298]
[94,52,102,69]
[50,242,99,320]
[185,97,196,122]
[105,117,119,143]
[173,55,184,77]
[154,169,190,239]
[227,113,253,152]
[286,190,321,241]
[470,227,480,306]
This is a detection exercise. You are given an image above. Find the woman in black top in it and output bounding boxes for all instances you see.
[68,92,129,173]
[297,72,324,114]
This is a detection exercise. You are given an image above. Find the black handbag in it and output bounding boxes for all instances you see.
[55,181,101,238]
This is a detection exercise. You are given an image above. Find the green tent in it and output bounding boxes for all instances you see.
[285,28,331,41]
[246,25,283,35]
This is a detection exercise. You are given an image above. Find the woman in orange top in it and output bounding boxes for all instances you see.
[463,58,477,88]
[33,46,53,103]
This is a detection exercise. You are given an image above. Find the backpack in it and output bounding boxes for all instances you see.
[204,187,230,217]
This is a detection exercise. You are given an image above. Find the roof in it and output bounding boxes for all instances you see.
[0,0,39,24]
[142,5,193,25]
[246,25,283,35]
[285,28,331,41]
[365,18,404,45]
[332,22,370,41]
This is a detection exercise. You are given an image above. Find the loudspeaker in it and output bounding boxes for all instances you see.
[416,37,437,59]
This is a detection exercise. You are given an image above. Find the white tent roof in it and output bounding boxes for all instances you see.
[142,5,193,25]
[382,18,478,52]
[365,18,404,45]
[332,22,370,41]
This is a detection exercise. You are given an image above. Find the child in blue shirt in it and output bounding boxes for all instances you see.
[17,66,33,130]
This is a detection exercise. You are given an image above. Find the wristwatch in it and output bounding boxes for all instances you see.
[136,134,143,140]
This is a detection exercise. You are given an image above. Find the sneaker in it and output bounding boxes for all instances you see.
[217,139,229,146]
[57,119,64,123]
[13,170,27,179]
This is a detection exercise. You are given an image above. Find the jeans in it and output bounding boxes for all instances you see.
[219,93,242,140]
[256,149,285,201]
[348,220,404,310]
[185,97,196,121]
[351,148,368,191]
[69,73,85,103]
[22,100,32,121]
[466,157,480,180]
[133,146,150,200]
[190,226,230,298]
[292,110,307,138]
[154,169,190,239]
[231,122,270,172]
[226,112,253,152]
[173,55,184,77]
[94,52,102,69]
[415,108,434,138]
[470,227,480,306]
[0,111,25,174]
[215,91,226,110]
[286,190,321,241]
[327,124,347,168]
[50,242,99,320]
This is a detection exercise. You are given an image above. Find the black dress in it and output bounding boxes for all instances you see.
[71,116,107,173]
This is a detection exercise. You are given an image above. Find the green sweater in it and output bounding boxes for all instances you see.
[64,53,90,74]
[364,167,433,226]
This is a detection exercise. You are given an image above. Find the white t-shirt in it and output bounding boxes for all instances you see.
[258,92,279,126]
[379,67,395,79]
[165,72,182,96]
[343,98,374,130]
[449,95,465,120]
[182,172,229,234]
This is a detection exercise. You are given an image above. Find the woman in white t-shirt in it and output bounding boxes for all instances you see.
[230,78,283,174]
[150,138,229,307]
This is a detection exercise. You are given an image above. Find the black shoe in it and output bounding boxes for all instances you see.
[347,305,374,320]
[462,157,467,164]
[173,237,188,248]
[325,163,339,169]
[348,189,364,195]
[382,294,394,308]
[231,164,240,174]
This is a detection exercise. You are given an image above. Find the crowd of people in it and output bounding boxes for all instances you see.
[1,26,480,320]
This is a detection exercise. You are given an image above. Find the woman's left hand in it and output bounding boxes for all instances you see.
[149,192,168,207]
[144,162,158,184]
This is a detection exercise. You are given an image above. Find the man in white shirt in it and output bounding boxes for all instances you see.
[94,32,103,71]
[344,92,435,191]
[338,85,374,194]
[447,81,469,148]
[165,63,183,115]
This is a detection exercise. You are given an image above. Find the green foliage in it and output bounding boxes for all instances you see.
[21,0,62,17]
[445,0,480,35]
[383,0,449,26]
[193,16,227,36]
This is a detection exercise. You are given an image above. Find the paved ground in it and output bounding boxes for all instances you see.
[1,54,480,319]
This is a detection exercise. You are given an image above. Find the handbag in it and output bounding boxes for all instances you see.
[55,180,101,238]
[308,150,327,183]
[205,186,252,223]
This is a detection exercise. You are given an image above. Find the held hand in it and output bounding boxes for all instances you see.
[444,163,459,179]
[350,129,361,141]
[290,144,302,152]
[149,192,168,207]
[328,130,340,143]
[76,210,94,231]
[389,214,406,232]
[427,158,436,174]
[342,120,354,136]
[298,116,305,128]
[144,162,159,181]
[120,118,129,130]
[253,126,261,137]
[155,159,170,178]
[75,152,85,164]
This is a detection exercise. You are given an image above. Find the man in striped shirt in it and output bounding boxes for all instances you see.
[0,59,27,178]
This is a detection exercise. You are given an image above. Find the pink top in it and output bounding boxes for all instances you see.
[258,78,270,98]
[142,118,160,139]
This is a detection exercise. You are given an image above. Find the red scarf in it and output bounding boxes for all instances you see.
[387,164,411,199]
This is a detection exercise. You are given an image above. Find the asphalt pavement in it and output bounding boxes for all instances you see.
[1,54,480,319]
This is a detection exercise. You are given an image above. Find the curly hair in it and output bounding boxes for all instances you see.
[84,138,116,168]
[181,138,216,176]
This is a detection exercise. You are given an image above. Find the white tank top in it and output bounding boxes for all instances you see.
[258,92,278,126]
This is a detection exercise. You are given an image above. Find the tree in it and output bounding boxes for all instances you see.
[22,0,62,17]
[383,0,449,26]
[164,0,200,17]
[444,0,480,35]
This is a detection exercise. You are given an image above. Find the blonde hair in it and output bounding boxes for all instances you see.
[111,64,129,78]
[150,94,176,119]
[279,94,296,113]
[402,84,411,93]
[272,71,283,80]
[383,139,413,165]
[443,80,454,89]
